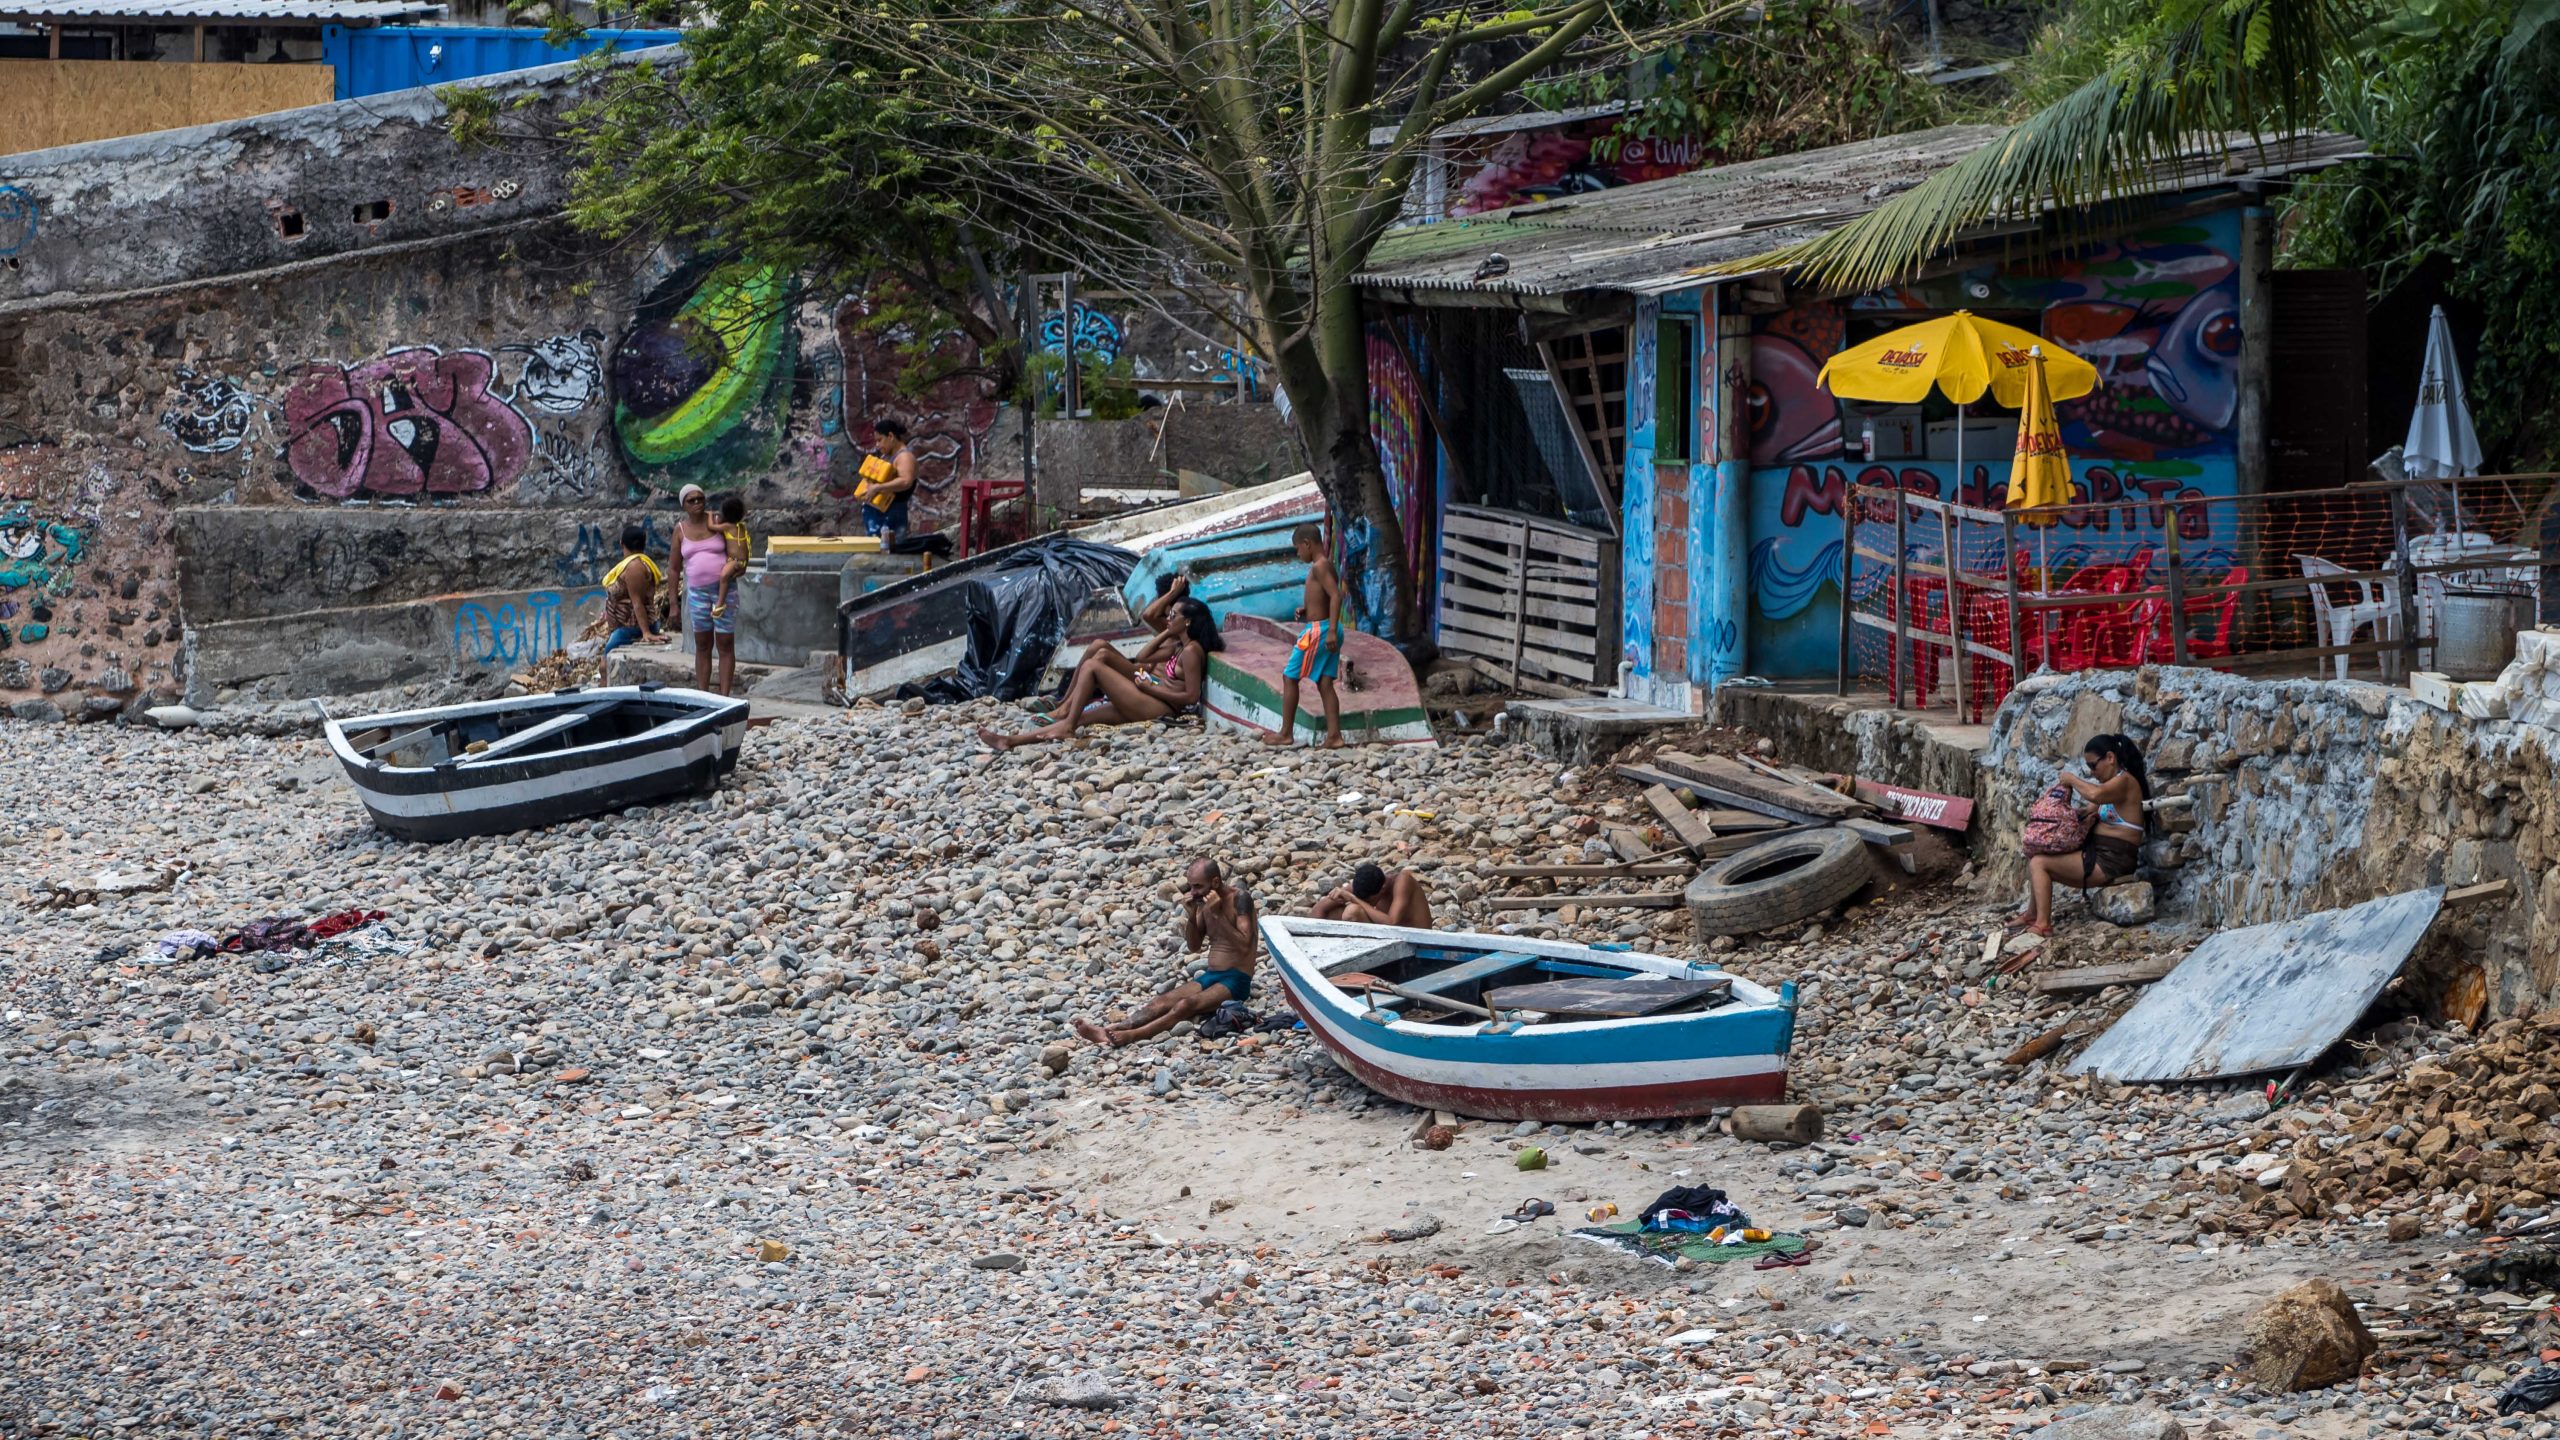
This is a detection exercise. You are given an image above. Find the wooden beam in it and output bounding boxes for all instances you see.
[1653,750,1868,821]
[1483,861,1694,879]
[1643,783,1719,853]
[2445,879,2514,909]
[1605,827,1655,864]
[1483,892,1684,911]
[2031,955,2184,996]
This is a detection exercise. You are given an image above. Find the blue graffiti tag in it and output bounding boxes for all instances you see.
[0,186,35,258]
[554,518,668,588]
[1040,304,1125,365]
[451,589,605,667]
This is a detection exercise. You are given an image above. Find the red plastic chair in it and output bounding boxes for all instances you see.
[2135,566,2247,664]
[1884,576,1951,707]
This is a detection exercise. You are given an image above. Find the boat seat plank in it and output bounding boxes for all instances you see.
[1483,976,1732,1018]
[1398,951,1538,999]
[463,699,625,763]
[1305,936,1412,976]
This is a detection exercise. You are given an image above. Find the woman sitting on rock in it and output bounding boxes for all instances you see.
[2009,731,2150,938]
[979,598,1222,752]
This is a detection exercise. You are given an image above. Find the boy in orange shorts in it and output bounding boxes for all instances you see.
[1266,522,1346,748]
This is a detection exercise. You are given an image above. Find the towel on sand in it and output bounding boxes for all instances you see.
[1567,1221,1809,1267]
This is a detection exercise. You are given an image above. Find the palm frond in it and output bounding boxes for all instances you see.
[1713,0,2355,295]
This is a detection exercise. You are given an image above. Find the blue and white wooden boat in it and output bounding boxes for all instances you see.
[1258,916,1797,1123]
[325,683,749,843]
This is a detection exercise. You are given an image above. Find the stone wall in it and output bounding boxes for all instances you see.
[1979,667,2560,1019]
[0,55,868,707]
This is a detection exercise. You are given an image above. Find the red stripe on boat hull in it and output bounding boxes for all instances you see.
[1286,990,1787,1123]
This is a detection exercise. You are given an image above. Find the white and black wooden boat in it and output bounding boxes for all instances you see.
[324,684,751,842]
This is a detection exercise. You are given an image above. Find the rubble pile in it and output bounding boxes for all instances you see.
[2208,1013,2560,1230]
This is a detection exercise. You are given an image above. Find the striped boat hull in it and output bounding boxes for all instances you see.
[1261,917,1794,1123]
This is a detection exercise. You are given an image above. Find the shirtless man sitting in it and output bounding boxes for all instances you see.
[1072,858,1258,1048]
[1311,863,1433,928]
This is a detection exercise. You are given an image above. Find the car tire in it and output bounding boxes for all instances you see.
[1684,826,1873,937]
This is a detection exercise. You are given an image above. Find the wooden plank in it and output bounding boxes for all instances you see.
[2445,879,2514,908]
[1703,808,1789,831]
[1840,818,1915,848]
[1484,976,1731,1018]
[1484,861,1693,879]
[1643,783,1719,852]
[2033,955,2184,996]
[1483,892,1684,911]
[1441,532,1530,575]
[1653,750,1867,820]
[1441,508,1536,548]
[1844,778,1975,832]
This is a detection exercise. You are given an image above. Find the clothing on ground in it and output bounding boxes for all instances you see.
[1569,1221,1808,1267]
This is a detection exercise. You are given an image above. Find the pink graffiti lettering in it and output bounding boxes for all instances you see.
[281,349,532,500]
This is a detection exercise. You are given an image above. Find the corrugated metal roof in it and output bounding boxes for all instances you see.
[0,0,440,22]
[1356,125,2369,301]
[1366,102,1629,149]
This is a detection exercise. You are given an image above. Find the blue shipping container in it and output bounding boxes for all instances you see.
[321,24,683,101]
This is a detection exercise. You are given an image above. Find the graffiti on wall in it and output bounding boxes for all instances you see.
[1451,121,1704,216]
[450,589,606,668]
[838,295,998,528]
[1040,303,1125,366]
[1737,214,2249,677]
[1362,323,1430,629]
[504,331,607,416]
[160,369,269,456]
[0,505,85,642]
[612,260,797,494]
[554,516,667,589]
[281,347,535,500]
[0,185,34,257]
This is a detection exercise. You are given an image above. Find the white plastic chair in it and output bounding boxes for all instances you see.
[2298,554,2401,680]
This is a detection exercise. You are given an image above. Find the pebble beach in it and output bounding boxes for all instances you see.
[0,700,2541,1439]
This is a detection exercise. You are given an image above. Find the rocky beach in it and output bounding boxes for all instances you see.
[0,701,2546,1439]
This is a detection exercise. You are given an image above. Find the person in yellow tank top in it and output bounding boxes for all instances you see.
[600,524,668,654]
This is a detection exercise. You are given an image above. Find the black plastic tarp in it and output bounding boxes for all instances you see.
[906,536,1137,702]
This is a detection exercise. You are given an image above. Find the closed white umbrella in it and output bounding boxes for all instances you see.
[2404,304,2482,532]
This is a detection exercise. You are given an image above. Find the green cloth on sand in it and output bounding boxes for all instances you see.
[1569,1221,1809,1266]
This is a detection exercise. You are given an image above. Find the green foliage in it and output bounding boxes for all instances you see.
[2285,0,2560,464]
[533,0,1035,387]
[1729,0,2355,293]
[1527,0,1939,165]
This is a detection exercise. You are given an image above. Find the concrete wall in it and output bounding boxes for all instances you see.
[1006,402,1299,515]
[1979,666,2560,1019]
[0,53,862,707]
[1,59,337,153]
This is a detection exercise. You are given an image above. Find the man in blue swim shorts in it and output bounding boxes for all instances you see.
[1074,858,1258,1048]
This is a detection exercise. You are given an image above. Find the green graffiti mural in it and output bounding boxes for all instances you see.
[610,260,797,493]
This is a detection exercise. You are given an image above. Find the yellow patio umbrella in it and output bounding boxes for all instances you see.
[1816,311,2100,515]
[1816,310,2100,408]
[2008,346,2073,519]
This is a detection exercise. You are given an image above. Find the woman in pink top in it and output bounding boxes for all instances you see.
[667,484,737,695]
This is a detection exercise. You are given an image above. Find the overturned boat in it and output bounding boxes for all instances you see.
[324,684,750,843]
[1259,916,1796,1122]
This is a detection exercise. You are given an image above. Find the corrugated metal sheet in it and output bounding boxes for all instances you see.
[1356,126,2370,300]
[2067,887,2444,1084]
[321,23,679,100]
[0,0,437,20]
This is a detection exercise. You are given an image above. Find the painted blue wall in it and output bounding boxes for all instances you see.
[322,25,681,101]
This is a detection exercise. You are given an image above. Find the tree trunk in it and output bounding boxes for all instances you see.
[1267,299,1421,641]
